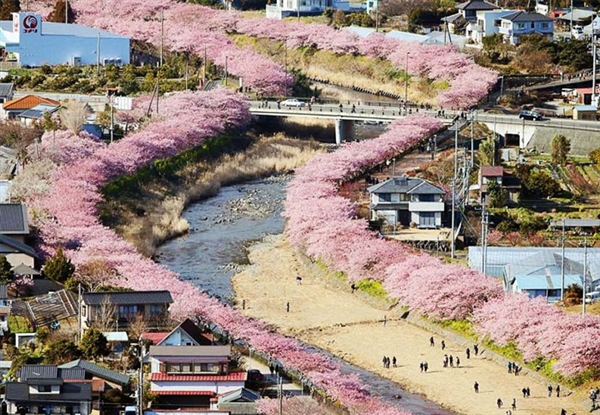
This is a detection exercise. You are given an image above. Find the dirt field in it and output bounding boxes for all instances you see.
[232,235,587,415]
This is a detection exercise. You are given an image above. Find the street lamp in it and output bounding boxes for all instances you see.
[404,52,410,104]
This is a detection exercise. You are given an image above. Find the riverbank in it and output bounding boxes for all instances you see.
[232,234,586,415]
[101,134,324,256]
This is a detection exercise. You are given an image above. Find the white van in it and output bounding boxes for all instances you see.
[572,25,585,40]
[585,291,600,304]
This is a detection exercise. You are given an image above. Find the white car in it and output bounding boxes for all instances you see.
[280,98,305,107]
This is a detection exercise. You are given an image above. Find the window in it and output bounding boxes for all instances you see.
[149,305,163,316]
[379,193,391,202]
[418,194,436,202]
[419,212,436,228]
[118,305,138,317]
[37,385,51,393]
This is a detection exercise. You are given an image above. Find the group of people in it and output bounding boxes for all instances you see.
[382,356,397,369]
[507,361,522,376]
[496,397,517,411]
[548,384,561,397]
[442,354,460,368]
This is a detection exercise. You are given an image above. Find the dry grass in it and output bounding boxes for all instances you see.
[112,135,324,257]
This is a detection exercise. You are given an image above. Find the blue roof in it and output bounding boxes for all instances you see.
[575,105,597,111]
[516,274,581,290]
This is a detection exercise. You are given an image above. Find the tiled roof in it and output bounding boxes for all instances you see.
[19,364,58,381]
[0,234,38,258]
[82,290,173,306]
[456,0,498,11]
[480,166,504,177]
[157,318,213,346]
[150,372,246,382]
[368,177,445,195]
[142,332,169,345]
[3,95,60,111]
[501,11,553,22]
[0,203,28,234]
[150,345,231,358]
[154,390,216,395]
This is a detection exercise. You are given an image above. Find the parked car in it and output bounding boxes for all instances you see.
[585,291,600,304]
[519,110,543,121]
[280,98,305,107]
[247,369,265,382]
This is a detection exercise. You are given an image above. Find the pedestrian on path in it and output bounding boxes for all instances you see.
[511,398,516,410]
[392,356,397,367]
[556,385,561,397]
[296,275,302,285]
[441,340,446,350]
[423,362,428,372]
[430,336,435,347]
[466,347,470,359]
[383,315,387,327]
[497,398,503,409]
[474,344,479,355]
[548,385,553,397]
[456,356,460,367]
[474,381,479,393]
[286,302,290,313]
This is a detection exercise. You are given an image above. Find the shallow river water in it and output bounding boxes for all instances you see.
[156,176,455,415]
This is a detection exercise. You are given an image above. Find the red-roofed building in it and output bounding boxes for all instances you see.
[147,341,245,410]
[1,94,60,119]
[141,332,168,345]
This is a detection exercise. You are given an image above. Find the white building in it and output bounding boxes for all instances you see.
[266,0,364,19]
[0,12,129,67]
[471,10,516,44]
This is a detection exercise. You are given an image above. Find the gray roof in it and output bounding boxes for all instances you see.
[82,290,173,306]
[0,233,39,258]
[218,387,260,403]
[59,359,130,385]
[367,177,445,195]
[501,11,553,22]
[0,83,13,98]
[150,345,231,358]
[0,283,6,300]
[456,0,498,11]
[0,20,129,39]
[0,203,28,234]
[11,263,40,275]
[19,364,58,381]
[19,104,60,120]
[550,219,600,228]
[5,381,91,403]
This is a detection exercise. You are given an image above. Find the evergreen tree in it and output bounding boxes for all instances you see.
[47,0,75,23]
[79,327,110,359]
[0,255,13,284]
[42,246,75,283]
[551,134,571,166]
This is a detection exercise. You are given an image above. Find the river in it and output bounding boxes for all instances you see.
[155,175,455,415]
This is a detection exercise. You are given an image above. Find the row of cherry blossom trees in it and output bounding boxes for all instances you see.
[283,114,600,379]
[17,88,413,414]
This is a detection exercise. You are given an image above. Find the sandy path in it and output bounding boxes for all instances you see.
[232,235,586,415]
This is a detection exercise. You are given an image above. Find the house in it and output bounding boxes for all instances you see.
[573,105,598,121]
[59,359,130,409]
[573,87,594,105]
[154,318,213,346]
[18,103,60,126]
[0,83,14,103]
[468,246,600,299]
[147,344,246,410]
[80,290,173,333]
[210,387,261,413]
[0,283,9,332]
[1,94,60,120]
[443,0,499,36]
[368,176,445,229]
[265,0,363,19]
[5,364,92,415]
[498,11,553,45]
[470,10,517,44]
[0,203,38,269]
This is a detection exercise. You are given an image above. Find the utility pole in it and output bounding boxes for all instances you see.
[278,376,283,415]
[481,200,488,275]
[451,117,459,260]
[470,111,475,168]
[583,234,588,315]
[203,45,207,88]
[451,178,456,259]
[570,0,574,39]
[560,219,566,301]
[65,0,68,23]
[404,52,410,104]
[96,32,101,76]
[160,10,164,67]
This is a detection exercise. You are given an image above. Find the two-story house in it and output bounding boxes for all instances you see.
[5,364,92,415]
[1,95,60,120]
[498,11,553,45]
[368,176,446,229]
[471,10,517,44]
[443,0,499,36]
[0,203,38,270]
[80,290,173,333]
[266,0,363,19]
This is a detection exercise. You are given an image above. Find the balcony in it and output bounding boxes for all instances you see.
[408,201,444,213]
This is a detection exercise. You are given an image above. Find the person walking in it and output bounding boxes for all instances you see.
[392,356,397,368]
[419,361,424,372]
[286,302,290,312]
[423,362,428,373]
[474,381,479,393]
[556,384,561,397]
[548,385,553,397]
[522,387,527,398]
[466,347,471,359]
[497,398,503,408]
[449,355,454,367]
[430,336,435,347]
[473,344,479,355]
[511,398,516,410]
[456,356,460,367]
[296,275,302,285]
[441,340,446,350]
[383,315,387,327]
[526,387,530,397]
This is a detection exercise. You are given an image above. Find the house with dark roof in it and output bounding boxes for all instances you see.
[443,0,499,37]
[0,203,38,269]
[368,176,446,229]
[147,344,245,410]
[18,103,60,126]
[59,359,130,407]
[0,83,14,104]
[1,94,61,120]
[498,11,553,44]
[5,364,92,415]
[155,318,213,346]
[80,290,173,333]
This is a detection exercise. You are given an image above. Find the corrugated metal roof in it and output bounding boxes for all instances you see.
[480,166,504,177]
[82,290,173,305]
[155,390,216,395]
[0,83,13,98]
[550,219,600,228]
[6,381,92,402]
[59,359,130,385]
[368,177,444,195]
[142,332,168,345]
[516,274,581,290]
[150,345,231,357]
[456,0,498,11]
[150,372,246,382]
[501,11,553,22]
[19,364,58,381]
[19,103,60,120]
[0,203,28,233]
[0,233,38,258]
